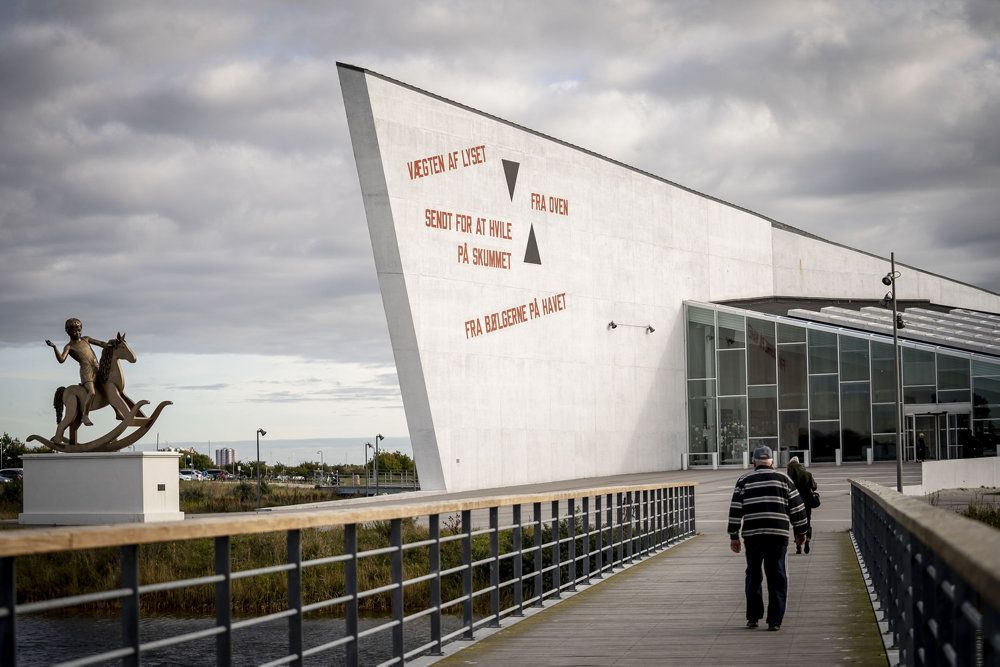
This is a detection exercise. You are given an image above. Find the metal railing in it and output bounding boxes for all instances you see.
[851,479,1000,666]
[0,481,695,666]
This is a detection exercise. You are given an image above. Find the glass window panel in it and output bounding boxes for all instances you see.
[903,347,935,386]
[747,318,777,385]
[839,336,870,382]
[973,419,1000,454]
[841,383,871,461]
[974,375,1000,419]
[718,313,745,350]
[749,438,778,455]
[778,344,807,410]
[779,410,809,452]
[718,349,747,396]
[778,323,806,344]
[938,388,971,403]
[973,360,1000,377]
[808,330,838,374]
[871,341,895,361]
[687,307,716,379]
[719,397,748,465]
[748,385,778,437]
[872,434,898,461]
[688,398,717,454]
[809,374,840,420]
[904,386,936,404]
[688,379,716,399]
[937,354,970,391]
[872,404,898,434]
[871,343,898,403]
[810,421,840,463]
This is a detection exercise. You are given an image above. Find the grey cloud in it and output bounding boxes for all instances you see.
[1,0,998,375]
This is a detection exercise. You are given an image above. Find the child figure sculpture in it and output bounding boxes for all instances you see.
[46,318,108,427]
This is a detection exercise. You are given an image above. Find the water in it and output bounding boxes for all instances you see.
[18,614,468,665]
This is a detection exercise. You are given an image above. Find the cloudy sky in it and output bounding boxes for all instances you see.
[1,1,997,463]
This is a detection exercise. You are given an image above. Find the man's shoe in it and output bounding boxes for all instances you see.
[767,624,780,631]
[804,541,811,554]
[795,545,802,554]
[746,620,759,629]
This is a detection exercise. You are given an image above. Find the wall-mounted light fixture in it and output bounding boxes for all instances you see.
[608,321,655,333]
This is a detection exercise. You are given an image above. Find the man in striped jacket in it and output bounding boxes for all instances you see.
[727,445,808,631]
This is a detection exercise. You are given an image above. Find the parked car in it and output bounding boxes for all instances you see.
[0,468,23,481]
[179,469,200,481]
[204,469,230,481]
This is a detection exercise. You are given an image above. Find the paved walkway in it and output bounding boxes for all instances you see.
[426,462,918,666]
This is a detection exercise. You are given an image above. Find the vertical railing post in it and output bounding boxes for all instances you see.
[551,500,561,598]
[429,514,443,655]
[214,536,232,667]
[121,544,140,667]
[606,493,614,572]
[626,491,634,564]
[345,524,359,666]
[462,509,474,639]
[0,557,15,666]
[582,496,591,585]
[642,489,649,556]
[390,518,404,661]
[567,498,577,592]
[668,487,675,543]
[513,505,524,616]
[656,488,664,549]
[688,485,696,534]
[593,494,603,579]
[489,507,500,627]
[615,492,624,568]
[287,530,303,666]
[534,502,543,606]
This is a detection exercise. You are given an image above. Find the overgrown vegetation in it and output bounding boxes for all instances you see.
[962,495,1000,530]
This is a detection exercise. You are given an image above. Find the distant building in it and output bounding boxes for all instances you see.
[215,448,236,467]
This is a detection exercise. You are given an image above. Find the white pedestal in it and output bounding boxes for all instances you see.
[20,452,185,525]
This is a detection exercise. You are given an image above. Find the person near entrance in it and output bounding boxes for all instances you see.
[917,433,927,462]
[786,456,817,554]
[727,445,808,631]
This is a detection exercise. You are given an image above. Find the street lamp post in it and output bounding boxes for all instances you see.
[365,443,373,496]
[256,428,267,510]
[317,450,324,482]
[374,433,384,496]
[882,254,905,492]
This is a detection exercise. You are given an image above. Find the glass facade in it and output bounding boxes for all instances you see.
[685,303,1000,465]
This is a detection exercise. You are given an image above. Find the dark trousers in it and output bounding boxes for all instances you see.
[804,505,813,540]
[744,536,788,626]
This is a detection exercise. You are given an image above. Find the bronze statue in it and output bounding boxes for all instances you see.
[29,320,171,452]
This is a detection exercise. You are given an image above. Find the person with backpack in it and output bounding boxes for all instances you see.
[787,456,818,554]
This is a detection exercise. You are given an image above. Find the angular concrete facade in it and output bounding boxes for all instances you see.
[338,64,1000,492]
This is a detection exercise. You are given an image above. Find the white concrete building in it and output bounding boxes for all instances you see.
[339,64,1000,492]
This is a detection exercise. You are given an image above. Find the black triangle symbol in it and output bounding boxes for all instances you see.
[524,224,541,265]
[502,159,519,201]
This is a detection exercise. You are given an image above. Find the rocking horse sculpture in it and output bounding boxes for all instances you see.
[27,319,171,453]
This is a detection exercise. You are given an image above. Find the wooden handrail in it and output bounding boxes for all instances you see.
[0,481,696,557]
[851,479,1000,610]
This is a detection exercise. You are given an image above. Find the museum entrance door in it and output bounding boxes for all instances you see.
[904,412,971,461]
